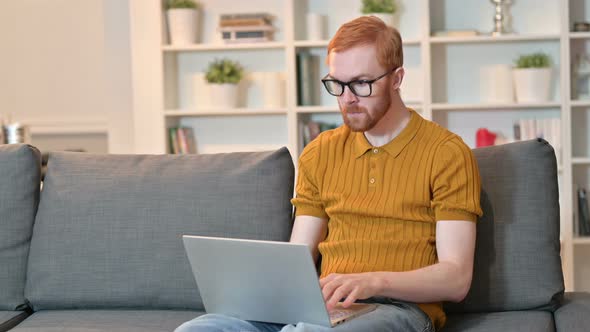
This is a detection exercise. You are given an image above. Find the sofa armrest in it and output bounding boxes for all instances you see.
[554,292,590,332]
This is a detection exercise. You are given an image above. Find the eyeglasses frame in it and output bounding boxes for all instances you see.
[320,68,397,97]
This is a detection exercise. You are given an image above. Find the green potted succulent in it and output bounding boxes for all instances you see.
[361,0,398,27]
[513,52,552,103]
[205,59,244,109]
[166,0,200,45]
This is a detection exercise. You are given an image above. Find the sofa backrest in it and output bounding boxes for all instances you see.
[25,148,295,311]
[445,139,564,313]
[0,144,41,310]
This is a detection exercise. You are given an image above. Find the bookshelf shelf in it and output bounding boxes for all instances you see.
[573,237,590,245]
[429,34,560,44]
[431,102,561,111]
[573,158,590,165]
[570,32,590,39]
[162,42,286,52]
[296,106,339,114]
[571,100,590,107]
[164,109,288,117]
[293,38,421,49]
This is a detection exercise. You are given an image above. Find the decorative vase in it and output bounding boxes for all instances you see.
[513,68,552,103]
[167,8,199,45]
[480,64,514,103]
[366,13,398,28]
[209,83,239,109]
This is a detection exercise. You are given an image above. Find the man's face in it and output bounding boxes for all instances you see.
[327,45,396,132]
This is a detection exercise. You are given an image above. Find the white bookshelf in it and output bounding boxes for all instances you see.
[129,0,590,292]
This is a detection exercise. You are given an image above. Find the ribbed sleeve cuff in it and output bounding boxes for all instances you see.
[435,209,478,222]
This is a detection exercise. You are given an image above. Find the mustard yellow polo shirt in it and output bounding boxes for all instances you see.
[291,109,483,330]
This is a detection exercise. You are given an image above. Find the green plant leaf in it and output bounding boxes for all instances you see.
[166,0,198,10]
[514,52,551,68]
[361,0,397,14]
[205,58,244,84]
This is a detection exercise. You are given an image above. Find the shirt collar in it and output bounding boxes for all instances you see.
[352,109,421,159]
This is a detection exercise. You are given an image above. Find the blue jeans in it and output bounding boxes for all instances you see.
[174,298,434,332]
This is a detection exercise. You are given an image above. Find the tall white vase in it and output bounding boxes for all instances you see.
[209,84,239,109]
[513,68,552,103]
[480,64,514,103]
[167,8,199,45]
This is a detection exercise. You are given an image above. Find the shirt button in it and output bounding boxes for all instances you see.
[370,178,376,184]
[373,148,379,154]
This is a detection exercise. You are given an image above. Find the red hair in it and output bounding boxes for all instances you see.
[327,16,403,70]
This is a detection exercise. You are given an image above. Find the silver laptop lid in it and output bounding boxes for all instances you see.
[182,235,332,327]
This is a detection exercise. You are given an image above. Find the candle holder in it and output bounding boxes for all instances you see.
[490,0,512,36]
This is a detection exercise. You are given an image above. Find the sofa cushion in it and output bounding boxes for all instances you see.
[8,310,203,332]
[446,139,564,313]
[0,311,30,332]
[0,144,41,310]
[25,148,295,311]
[554,292,590,331]
[442,311,555,332]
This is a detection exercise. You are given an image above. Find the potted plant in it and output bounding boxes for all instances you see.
[361,0,398,27]
[512,52,552,103]
[205,59,244,109]
[166,0,200,45]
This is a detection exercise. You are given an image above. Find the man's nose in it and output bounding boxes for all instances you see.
[341,86,358,104]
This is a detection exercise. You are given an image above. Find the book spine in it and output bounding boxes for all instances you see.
[578,188,590,236]
[298,53,314,106]
[169,127,179,154]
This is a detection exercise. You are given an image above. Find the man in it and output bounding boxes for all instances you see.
[176,16,482,332]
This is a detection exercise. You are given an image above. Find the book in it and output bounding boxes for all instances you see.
[296,52,320,106]
[169,127,197,154]
[219,25,275,43]
[432,29,479,37]
[169,128,179,154]
[577,187,590,236]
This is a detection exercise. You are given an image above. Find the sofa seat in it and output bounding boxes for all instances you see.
[9,310,203,332]
[0,311,29,332]
[442,311,555,332]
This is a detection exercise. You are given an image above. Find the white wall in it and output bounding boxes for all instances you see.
[0,0,135,154]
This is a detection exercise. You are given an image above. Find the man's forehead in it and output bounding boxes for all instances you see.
[328,46,380,79]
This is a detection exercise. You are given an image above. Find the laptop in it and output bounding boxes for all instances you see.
[182,235,377,327]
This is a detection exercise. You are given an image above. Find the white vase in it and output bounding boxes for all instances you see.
[480,64,514,103]
[306,13,325,40]
[366,13,398,28]
[513,68,552,103]
[262,72,285,108]
[209,84,239,109]
[167,8,198,45]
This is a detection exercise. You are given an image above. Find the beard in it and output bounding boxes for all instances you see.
[339,94,392,132]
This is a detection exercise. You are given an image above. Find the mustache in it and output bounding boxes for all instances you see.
[343,105,366,113]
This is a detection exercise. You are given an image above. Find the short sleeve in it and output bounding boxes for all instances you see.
[431,137,483,222]
[291,143,329,219]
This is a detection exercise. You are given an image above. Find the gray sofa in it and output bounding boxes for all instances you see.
[0,139,588,332]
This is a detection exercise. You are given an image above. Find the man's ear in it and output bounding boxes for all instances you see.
[392,67,405,90]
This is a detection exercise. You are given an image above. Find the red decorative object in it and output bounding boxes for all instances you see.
[476,128,497,147]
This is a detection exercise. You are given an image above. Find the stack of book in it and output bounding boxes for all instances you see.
[576,186,590,237]
[218,13,275,43]
[169,127,196,154]
[301,121,339,147]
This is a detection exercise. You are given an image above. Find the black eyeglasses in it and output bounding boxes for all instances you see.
[321,68,395,97]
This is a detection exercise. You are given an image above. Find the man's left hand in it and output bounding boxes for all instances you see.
[319,272,382,311]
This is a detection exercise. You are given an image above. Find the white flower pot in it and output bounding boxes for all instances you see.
[209,84,239,109]
[513,68,552,103]
[167,8,199,45]
[366,13,398,28]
